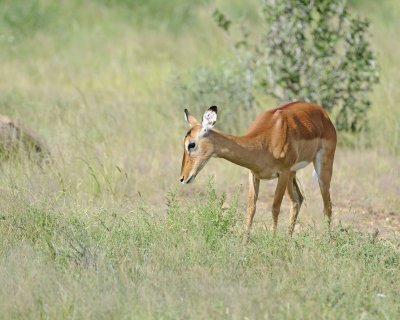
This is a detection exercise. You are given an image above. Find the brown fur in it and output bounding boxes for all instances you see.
[180,102,337,237]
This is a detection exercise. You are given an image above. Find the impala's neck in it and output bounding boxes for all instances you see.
[209,130,262,171]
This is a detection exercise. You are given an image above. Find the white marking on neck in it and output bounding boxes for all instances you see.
[290,161,309,171]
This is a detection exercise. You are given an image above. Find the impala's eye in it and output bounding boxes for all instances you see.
[188,142,196,150]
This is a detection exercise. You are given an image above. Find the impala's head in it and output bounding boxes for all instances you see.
[180,106,218,184]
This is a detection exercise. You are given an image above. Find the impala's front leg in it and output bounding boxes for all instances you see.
[243,171,260,240]
[271,171,290,232]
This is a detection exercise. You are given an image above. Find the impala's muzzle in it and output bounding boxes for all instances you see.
[179,175,195,184]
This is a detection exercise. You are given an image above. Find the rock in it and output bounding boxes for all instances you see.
[0,115,50,161]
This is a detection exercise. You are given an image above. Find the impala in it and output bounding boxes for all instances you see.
[180,102,337,236]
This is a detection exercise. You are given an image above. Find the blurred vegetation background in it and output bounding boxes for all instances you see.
[0,0,399,318]
[0,0,398,201]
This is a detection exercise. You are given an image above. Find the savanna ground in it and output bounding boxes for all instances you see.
[0,0,399,318]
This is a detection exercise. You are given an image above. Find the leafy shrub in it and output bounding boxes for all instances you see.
[194,179,239,248]
[257,0,379,132]
[177,0,379,133]
[166,179,240,249]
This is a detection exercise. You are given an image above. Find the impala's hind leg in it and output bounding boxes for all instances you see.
[313,147,335,232]
[286,173,304,236]
[271,171,290,232]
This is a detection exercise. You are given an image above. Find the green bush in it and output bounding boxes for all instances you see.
[179,0,379,133]
[166,179,240,249]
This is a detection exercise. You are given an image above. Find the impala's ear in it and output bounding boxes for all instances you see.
[184,108,200,127]
[199,106,218,137]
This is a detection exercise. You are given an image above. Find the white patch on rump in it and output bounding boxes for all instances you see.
[312,169,319,184]
[314,149,322,177]
[312,149,323,184]
[290,161,309,171]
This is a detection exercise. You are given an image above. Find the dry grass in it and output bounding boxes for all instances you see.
[0,0,399,318]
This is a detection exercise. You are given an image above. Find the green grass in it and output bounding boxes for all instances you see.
[0,0,399,318]
[0,183,399,319]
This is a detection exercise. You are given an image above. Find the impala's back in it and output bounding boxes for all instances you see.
[245,101,337,168]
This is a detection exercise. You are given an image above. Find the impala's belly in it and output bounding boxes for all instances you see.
[255,139,321,178]
[290,161,310,171]
[254,168,279,180]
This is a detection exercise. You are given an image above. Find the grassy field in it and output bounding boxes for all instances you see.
[0,0,399,318]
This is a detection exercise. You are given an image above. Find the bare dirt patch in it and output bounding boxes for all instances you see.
[251,198,400,240]
[239,149,400,240]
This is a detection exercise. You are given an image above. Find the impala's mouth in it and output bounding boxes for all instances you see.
[180,175,195,185]
[185,175,195,184]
